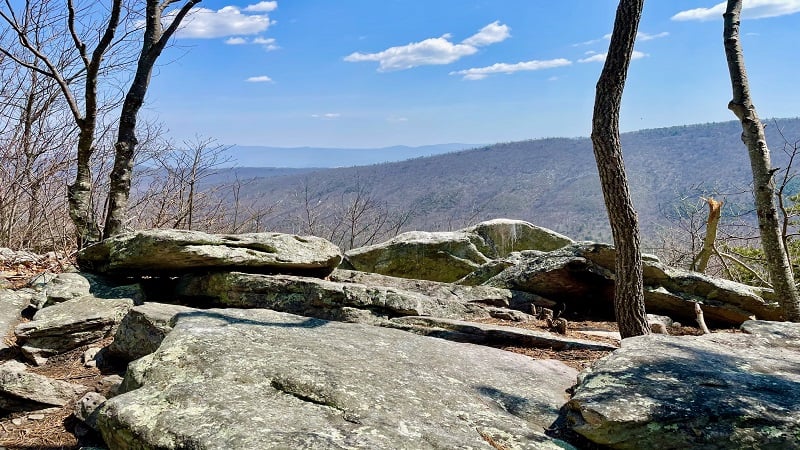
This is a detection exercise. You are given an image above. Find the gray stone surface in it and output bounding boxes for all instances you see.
[75,392,107,431]
[44,272,91,306]
[485,243,781,326]
[0,289,30,356]
[76,229,343,277]
[98,308,577,449]
[330,268,548,310]
[390,316,618,351]
[107,303,197,362]
[344,230,491,282]
[15,296,133,365]
[0,360,89,411]
[461,219,574,258]
[176,272,493,323]
[567,321,800,449]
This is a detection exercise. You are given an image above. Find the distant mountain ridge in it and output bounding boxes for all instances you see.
[225,143,479,168]
[211,118,800,245]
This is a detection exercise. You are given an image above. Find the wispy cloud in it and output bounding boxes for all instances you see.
[578,50,648,63]
[312,113,341,119]
[450,58,572,81]
[574,31,668,46]
[253,36,279,50]
[344,22,511,72]
[244,1,277,12]
[461,21,511,46]
[246,75,273,82]
[672,0,800,21]
[173,3,276,39]
[225,37,247,45]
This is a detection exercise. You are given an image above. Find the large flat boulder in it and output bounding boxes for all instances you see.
[15,296,133,365]
[566,320,800,449]
[344,230,491,282]
[461,219,573,258]
[98,308,577,449]
[76,229,342,277]
[176,272,493,323]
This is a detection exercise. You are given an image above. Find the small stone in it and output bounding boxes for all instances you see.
[83,347,101,365]
[75,392,106,430]
[99,375,124,397]
[27,413,45,420]
[11,417,24,426]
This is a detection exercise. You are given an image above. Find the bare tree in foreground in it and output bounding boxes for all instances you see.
[723,0,800,321]
[590,0,650,338]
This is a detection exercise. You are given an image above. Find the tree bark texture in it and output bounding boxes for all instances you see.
[723,0,800,321]
[590,0,650,338]
[103,0,201,237]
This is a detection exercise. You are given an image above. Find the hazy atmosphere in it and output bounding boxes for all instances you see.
[149,0,800,148]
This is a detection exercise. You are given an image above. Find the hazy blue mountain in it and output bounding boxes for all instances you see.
[205,118,800,245]
[224,143,480,168]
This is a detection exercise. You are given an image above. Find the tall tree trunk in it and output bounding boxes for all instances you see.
[723,0,800,321]
[590,0,650,338]
[103,0,201,238]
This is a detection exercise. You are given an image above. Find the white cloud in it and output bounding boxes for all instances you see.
[344,22,509,72]
[637,31,670,41]
[253,36,279,50]
[461,21,511,47]
[578,50,648,63]
[574,31,667,46]
[345,35,477,71]
[387,116,409,123]
[173,5,273,39]
[246,75,273,82]
[450,58,572,80]
[312,113,341,119]
[244,1,277,12]
[672,0,800,21]
[225,37,247,45]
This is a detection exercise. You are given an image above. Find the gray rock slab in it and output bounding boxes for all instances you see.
[176,272,493,323]
[0,289,30,356]
[344,230,491,282]
[390,316,618,351]
[567,324,800,449]
[15,296,133,365]
[43,272,91,306]
[98,308,577,449]
[460,219,574,258]
[107,303,197,362]
[76,229,343,277]
[330,268,548,310]
[0,360,89,411]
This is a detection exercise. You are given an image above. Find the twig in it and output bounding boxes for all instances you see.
[694,303,710,334]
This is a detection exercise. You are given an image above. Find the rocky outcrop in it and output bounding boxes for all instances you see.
[461,218,573,258]
[76,229,343,277]
[107,303,197,362]
[566,320,800,449]
[176,272,494,323]
[485,243,781,325]
[98,308,577,449]
[15,296,133,365]
[344,230,491,282]
[0,360,89,411]
[344,220,574,283]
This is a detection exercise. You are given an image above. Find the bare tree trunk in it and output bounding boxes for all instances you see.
[104,0,201,237]
[590,0,650,338]
[723,0,800,321]
[692,197,723,273]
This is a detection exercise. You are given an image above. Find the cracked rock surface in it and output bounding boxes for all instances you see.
[99,308,577,449]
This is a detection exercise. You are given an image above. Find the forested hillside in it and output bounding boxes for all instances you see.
[214,118,800,247]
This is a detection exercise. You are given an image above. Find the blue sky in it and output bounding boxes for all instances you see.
[146,0,800,148]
